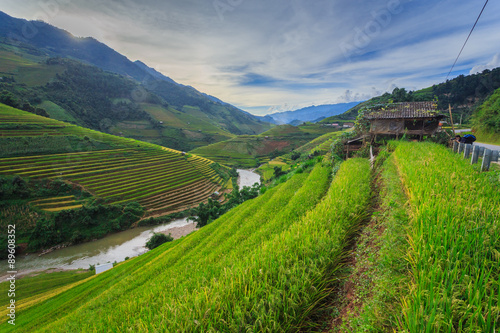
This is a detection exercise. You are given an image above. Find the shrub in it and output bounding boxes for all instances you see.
[290,151,301,160]
[146,232,173,250]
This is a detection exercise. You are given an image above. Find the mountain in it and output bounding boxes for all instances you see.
[0,12,271,145]
[259,102,360,125]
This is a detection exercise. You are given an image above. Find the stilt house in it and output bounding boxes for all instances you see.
[364,101,444,141]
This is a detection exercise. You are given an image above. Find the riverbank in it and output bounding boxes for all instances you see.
[158,221,197,239]
[2,169,260,281]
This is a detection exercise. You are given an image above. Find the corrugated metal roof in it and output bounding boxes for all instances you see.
[365,102,440,119]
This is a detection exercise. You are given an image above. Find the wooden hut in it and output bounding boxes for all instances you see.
[364,101,444,141]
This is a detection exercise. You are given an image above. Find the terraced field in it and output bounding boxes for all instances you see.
[0,104,232,215]
[1,158,375,332]
[294,130,343,154]
[190,124,339,167]
[29,196,85,212]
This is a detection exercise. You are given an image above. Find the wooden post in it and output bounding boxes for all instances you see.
[481,149,492,172]
[370,145,375,168]
[458,143,465,154]
[463,144,472,159]
[449,104,455,136]
[471,145,480,164]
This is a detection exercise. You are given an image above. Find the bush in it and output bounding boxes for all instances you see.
[146,232,173,250]
[290,151,301,160]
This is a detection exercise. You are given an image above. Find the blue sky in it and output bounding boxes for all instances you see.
[1,0,499,115]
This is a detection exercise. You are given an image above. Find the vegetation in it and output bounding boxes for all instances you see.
[0,104,238,253]
[0,40,270,151]
[472,87,500,144]
[392,142,500,332]
[189,183,261,227]
[190,124,340,167]
[334,149,411,331]
[3,159,363,331]
[329,142,500,332]
[145,232,173,250]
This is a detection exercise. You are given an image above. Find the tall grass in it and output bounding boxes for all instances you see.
[4,160,372,332]
[393,142,500,332]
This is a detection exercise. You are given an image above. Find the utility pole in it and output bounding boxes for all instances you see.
[449,104,456,135]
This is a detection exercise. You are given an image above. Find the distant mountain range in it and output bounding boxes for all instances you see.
[257,102,361,125]
[0,11,271,150]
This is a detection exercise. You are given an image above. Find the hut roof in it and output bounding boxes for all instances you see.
[364,102,443,120]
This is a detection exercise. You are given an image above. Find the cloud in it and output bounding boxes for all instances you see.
[2,0,500,115]
[470,53,500,75]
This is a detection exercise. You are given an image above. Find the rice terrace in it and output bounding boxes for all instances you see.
[1,2,500,332]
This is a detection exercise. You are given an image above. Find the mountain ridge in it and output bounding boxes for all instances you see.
[259,102,360,125]
[0,10,269,133]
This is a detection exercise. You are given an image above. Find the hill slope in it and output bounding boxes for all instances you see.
[190,124,342,167]
[471,86,500,144]
[0,103,232,210]
[0,103,235,254]
[0,11,271,149]
[1,158,373,332]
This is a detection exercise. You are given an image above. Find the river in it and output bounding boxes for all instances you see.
[237,168,261,188]
[4,169,261,279]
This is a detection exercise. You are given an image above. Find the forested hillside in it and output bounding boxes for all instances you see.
[0,11,272,150]
[0,42,272,150]
[472,87,500,144]
[322,67,500,124]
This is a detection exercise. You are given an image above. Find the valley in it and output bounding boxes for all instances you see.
[0,6,499,333]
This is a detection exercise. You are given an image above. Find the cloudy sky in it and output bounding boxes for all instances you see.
[1,0,499,115]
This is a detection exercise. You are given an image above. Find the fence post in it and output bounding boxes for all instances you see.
[458,143,465,154]
[479,146,485,156]
[481,149,492,172]
[463,144,472,159]
[471,145,480,164]
[492,150,499,163]
[453,141,458,153]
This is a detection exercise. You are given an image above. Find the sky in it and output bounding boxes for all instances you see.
[1,0,499,115]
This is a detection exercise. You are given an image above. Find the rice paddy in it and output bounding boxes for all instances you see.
[0,105,232,216]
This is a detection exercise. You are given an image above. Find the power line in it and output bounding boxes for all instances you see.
[445,0,489,81]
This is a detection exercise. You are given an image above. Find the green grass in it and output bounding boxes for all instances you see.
[0,270,92,308]
[472,129,500,145]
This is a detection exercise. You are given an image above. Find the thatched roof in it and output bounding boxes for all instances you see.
[364,102,443,119]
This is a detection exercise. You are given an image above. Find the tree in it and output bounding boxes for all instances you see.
[189,198,222,228]
[273,166,286,179]
[146,232,173,250]
[290,151,301,160]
